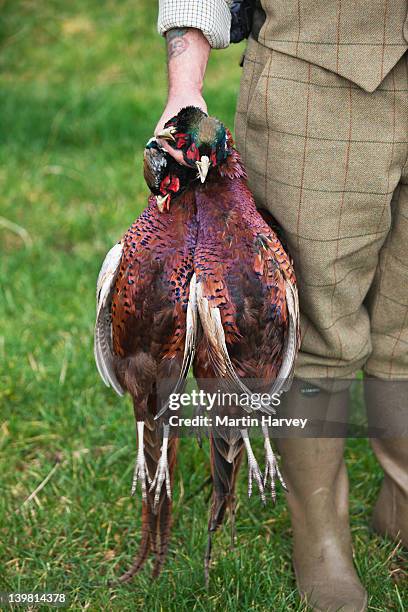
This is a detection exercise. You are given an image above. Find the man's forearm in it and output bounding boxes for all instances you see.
[166,28,210,97]
[155,28,210,162]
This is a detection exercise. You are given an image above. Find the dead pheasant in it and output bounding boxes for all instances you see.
[158,108,300,577]
[94,139,198,580]
[95,112,300,580]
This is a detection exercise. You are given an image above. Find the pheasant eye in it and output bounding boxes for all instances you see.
[175,133,189,148]
[159,174,171,193]
[186,143,200,162]
[168,176,180,193]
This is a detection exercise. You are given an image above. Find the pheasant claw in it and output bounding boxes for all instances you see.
[149,424,171,508]
[241,429,266,504]
[262,425,287,502]
[131,421,152,500]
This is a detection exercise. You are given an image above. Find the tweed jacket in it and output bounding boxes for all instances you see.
[158,0,408,91]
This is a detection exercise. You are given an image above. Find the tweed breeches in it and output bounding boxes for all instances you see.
[235,37,408,381]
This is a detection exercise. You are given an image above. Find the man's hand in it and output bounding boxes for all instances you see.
[155,28,210,165]
[155,93,207,165]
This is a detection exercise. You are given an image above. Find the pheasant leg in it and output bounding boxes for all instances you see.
[150,424,171,508]
[131,421,151,499]
[262,424,287,502]
[240,429,266,503]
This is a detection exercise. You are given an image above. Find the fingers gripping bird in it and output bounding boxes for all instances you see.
[94,139,198,580]
[158,108,300,576]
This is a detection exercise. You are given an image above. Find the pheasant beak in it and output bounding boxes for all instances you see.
[156,194,171,212]
[196,155,210,183]
[156,127,176,142]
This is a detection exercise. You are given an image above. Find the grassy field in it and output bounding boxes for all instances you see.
[0,1,406,610]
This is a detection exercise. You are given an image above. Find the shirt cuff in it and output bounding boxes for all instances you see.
[158,0,231,49]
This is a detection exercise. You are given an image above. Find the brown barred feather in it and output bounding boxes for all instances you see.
[110,190,197,580]
[193,139,300,570]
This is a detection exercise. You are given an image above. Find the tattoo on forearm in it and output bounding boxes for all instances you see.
[167,28,189,60]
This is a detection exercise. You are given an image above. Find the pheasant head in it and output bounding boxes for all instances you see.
[157,106,231,183]
[143,137,196,211]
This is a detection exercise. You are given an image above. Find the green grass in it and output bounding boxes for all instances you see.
[0,1,406,610]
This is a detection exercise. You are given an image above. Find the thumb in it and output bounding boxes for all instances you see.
[156,137,187,166]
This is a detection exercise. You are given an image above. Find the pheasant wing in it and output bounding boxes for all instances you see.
[94,241,125,396]
[259,209,300,395]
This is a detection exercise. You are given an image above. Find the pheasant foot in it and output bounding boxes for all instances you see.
[131,421,151,499]
[262,425,287,502]
[150,424,171,508]
[241,428,266,503]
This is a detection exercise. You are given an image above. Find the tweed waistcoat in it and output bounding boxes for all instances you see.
[253,0,408,92]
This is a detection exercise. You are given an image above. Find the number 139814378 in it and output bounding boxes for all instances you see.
[0,592,67,606]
